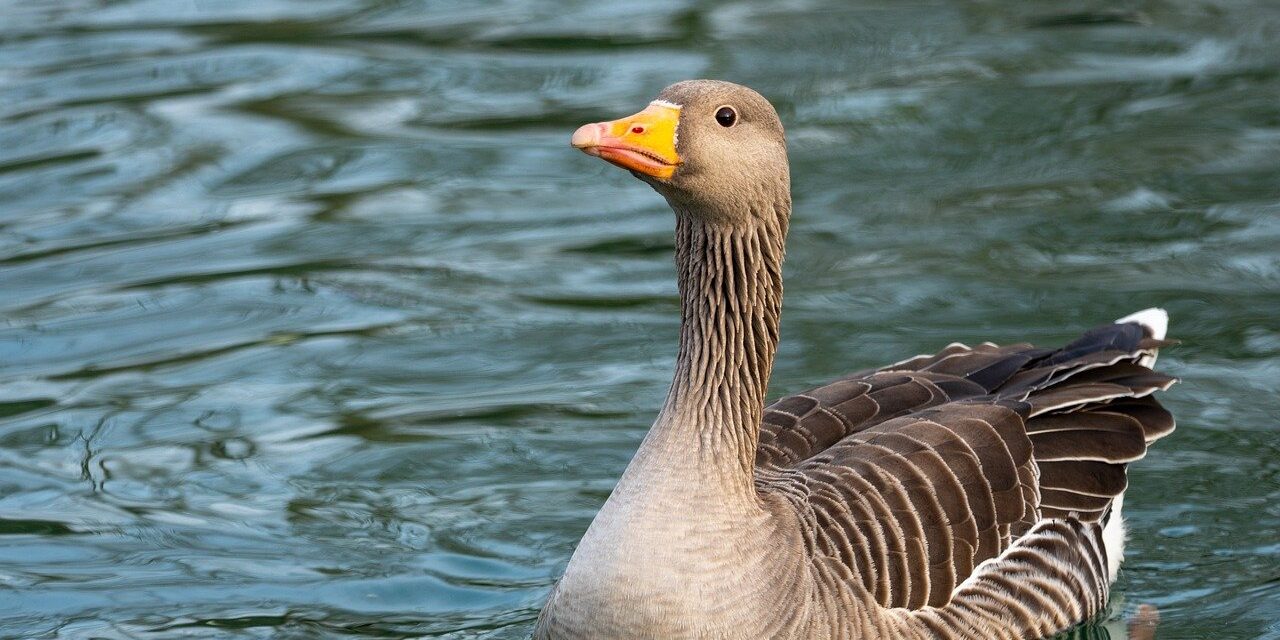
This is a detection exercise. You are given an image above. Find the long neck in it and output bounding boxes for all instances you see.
[646,190,789,495]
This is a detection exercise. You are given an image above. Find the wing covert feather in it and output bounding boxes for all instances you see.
[757,319,1176,614]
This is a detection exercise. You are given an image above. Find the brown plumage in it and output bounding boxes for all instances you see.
[537,80,1177,639]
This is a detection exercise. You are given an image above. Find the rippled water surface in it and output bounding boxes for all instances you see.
[2,1,1278,638]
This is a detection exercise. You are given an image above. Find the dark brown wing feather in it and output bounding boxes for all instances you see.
[757,320,1176,613]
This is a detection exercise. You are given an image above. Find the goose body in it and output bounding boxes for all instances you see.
[536,80,1176,640]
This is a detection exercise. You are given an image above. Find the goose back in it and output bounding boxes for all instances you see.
[754,318,1175,633]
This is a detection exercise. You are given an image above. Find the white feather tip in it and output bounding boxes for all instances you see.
[1116,307,1168,340]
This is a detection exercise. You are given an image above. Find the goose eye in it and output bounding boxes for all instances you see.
[714,106,737,127]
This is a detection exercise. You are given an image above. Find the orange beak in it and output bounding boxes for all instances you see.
[571,102,681,180]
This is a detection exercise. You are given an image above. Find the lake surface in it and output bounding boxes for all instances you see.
[1,1,1278,638]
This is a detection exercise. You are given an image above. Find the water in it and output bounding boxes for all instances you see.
[1,1,1277,638]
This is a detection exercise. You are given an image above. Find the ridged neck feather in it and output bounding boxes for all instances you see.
[650,184,790,493]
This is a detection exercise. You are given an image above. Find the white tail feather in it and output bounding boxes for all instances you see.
[1102,493,1126,583]
[1116,307,1168,367]
[1103,308,1167,581]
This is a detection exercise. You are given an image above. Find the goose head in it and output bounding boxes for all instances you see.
[571,79,789,223]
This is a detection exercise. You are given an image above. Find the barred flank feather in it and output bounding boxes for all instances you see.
[757,308,1175,637]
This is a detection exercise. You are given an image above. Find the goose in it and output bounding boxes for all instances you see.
[535,80,1176,639]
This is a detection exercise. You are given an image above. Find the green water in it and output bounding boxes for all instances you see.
[1,1,1278,638]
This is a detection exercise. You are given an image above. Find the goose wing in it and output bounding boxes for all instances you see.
[756,315,1175,615]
